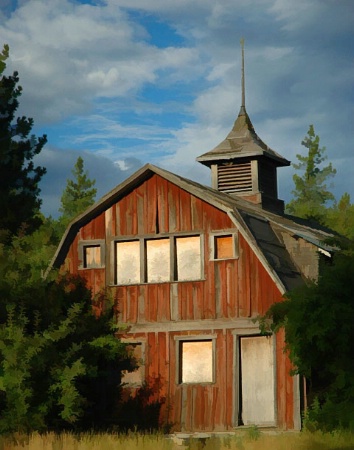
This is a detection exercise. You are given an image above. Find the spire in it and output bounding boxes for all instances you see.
[240,38,245,112]
[196,40,291,213]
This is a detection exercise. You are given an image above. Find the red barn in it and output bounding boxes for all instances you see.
[50,84,334,433]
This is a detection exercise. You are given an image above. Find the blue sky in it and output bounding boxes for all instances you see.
[1,0,353,217]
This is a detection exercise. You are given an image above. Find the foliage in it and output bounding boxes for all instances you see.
[259,241,354,430]
[286,125,336,225]
[326,193,354,240]
[0,44,47,240]
[0,242,134,433]
[59,156,97,230]
[1,216,61,283]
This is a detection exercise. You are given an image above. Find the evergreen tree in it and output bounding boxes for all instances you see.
[326,193,354,240]
[0,246,135,433]
[0,44,47,239]
[286,125,336,224]
[59,156,97,227]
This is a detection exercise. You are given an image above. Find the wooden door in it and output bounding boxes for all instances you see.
[240,335,275,426]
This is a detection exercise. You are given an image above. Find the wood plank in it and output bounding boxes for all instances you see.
[193,282,203,320]
[147,284,158,322]
[157,177,169,233]
[157,332,167,399]
[127,285,138,323]
[145,176,157,234]
[170,283,179,321]
[168,183,180,232]
[157,284,171,322]
[124,191,135,235]
[214,262,222,318]
[138,285,146,323]
[191,195,203,230]
[93,212,105,239]
[179,188,192,231]
[136,183,145,235]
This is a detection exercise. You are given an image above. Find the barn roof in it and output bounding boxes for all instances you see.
[48,164,335,293]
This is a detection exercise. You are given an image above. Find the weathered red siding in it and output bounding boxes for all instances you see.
[62,173,296,431]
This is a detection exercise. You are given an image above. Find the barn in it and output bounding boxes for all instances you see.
[49,62,334,432]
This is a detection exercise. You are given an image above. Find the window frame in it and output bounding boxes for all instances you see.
[78,239,105,269]
[113,232,204,285]
[210,231,238,261]
[174,335,216,385]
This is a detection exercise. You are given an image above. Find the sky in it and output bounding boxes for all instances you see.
[1,0,353,218]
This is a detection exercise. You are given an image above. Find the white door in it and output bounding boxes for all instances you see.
[240,335,275,426]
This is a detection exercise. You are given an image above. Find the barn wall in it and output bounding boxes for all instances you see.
[62,173,296,431]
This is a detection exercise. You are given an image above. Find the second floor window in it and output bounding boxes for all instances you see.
[115,234,202,285]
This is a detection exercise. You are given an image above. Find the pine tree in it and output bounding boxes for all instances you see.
[59,156,97,226]
[326,193,354,240]
[0,44,47,239]
[286,125,336,224]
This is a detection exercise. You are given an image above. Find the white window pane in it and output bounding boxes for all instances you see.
[181,340,213,383]
[146,238,170,283]
[84,245,101,268]
[116,241,140,285]
[176,236,201,281]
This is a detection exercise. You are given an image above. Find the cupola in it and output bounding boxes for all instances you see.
[196,40,290,214]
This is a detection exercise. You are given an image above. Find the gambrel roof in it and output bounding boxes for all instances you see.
[48,164,335,293]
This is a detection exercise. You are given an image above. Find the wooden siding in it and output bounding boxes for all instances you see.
[61,173,296,431]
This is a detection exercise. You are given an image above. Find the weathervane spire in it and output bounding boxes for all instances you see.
[240,38,246,111]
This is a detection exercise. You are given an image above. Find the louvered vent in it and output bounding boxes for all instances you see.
[217,162,252,193]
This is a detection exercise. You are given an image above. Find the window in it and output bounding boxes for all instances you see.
[211,232,238,260]
[146,238,170,282]
[178,339,214,384]
[116,240,140,285]
[79,240,105,269]
[115,234,202,285]
[121,342,145,387]
[176,236,201,281]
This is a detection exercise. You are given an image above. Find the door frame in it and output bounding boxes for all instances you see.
[232,328,277,428]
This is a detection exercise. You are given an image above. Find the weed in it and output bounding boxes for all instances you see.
[246,425,261,441]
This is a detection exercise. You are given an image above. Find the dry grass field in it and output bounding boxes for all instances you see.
[0,429,353,450]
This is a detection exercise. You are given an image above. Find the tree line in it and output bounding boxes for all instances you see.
[1,43,353,433]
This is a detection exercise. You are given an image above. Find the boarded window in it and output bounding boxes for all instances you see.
[121,343,144,386]
[116,241,140,284]
[214,235,234,259]
[84,245,102,268]
[176,236,201,281]
[180,340,213,383]
[146,238,170,282]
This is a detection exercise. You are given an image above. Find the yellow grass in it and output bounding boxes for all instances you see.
[0,429,354,450]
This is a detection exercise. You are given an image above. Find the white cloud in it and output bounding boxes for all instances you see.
[1,0,353,214]
[1,0,199,124]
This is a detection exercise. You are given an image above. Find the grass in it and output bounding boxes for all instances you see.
[0,429,354,450]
